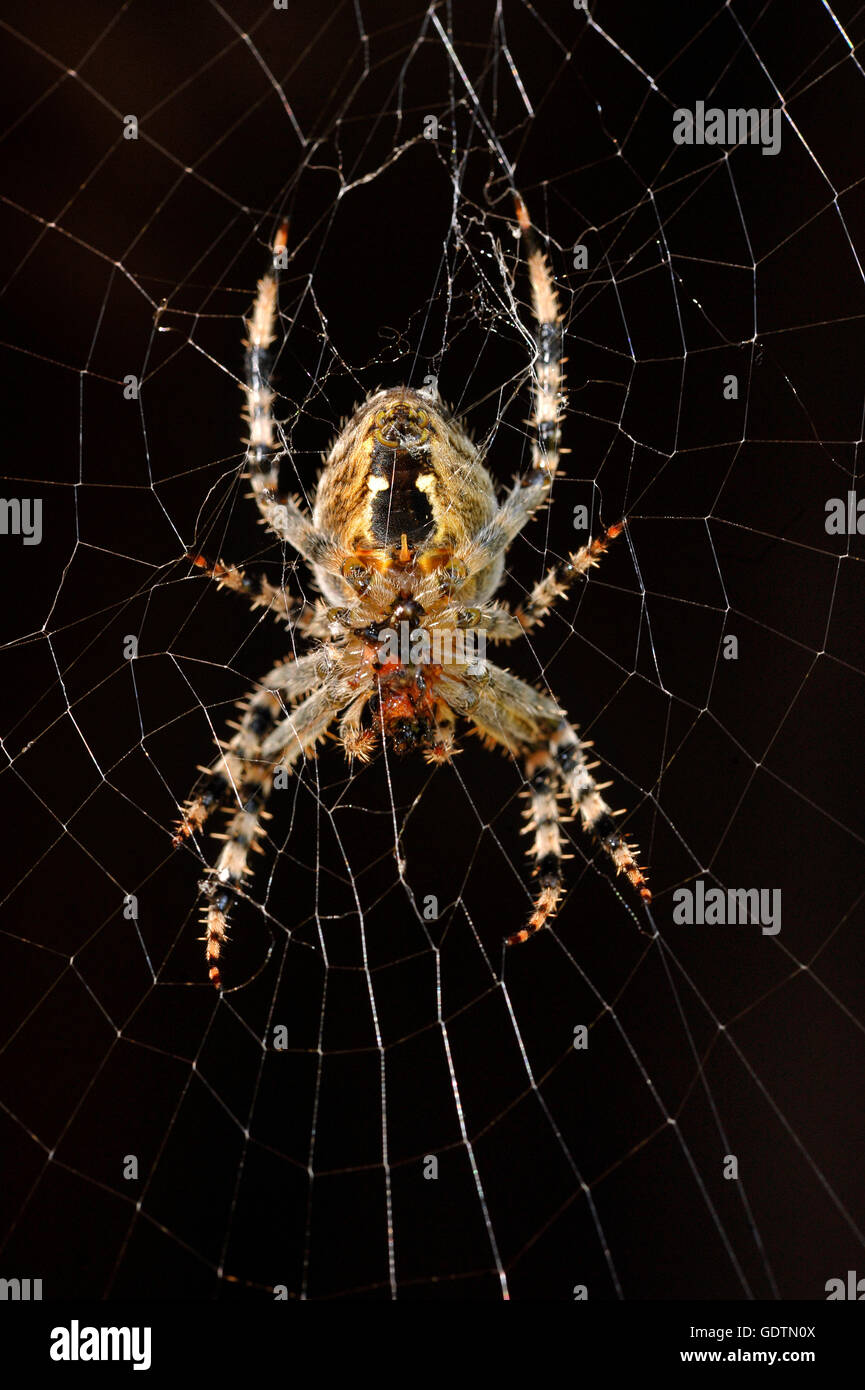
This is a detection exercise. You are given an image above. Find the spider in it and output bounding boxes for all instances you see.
[174,198,651,987]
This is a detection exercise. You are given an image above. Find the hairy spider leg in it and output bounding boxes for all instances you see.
[462,195,565,587]
[243,223,334,567]
[507,718,651,945]
[435,660,650,942]
[200,686,336,987]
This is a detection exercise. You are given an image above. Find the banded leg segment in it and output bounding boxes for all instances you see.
[479,522,627,646]
[517,747,567,938]
[173,652,322,847]
[186,553,307,626]
[424,697,460,765]
[552,719,651,905]
[201,686,337,987]
[444,660,649,943]
[516,193,565,482]
[439,660,568,936]
[514,521,625,632]
[174,656,324,985]
[243,224,332,566]
[463,195,565,582]
[507,719,650,945]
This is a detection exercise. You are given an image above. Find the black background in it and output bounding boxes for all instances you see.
[0,0,863,1303]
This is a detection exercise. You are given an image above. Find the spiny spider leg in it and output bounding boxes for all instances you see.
[243,222,334,567]
[516,745,568,935]
[482,521,626,644]
[185,552,311,626]
[435,661,650,941]
[173,653,322,848]
[463,195,565,583]
[513,521,625,632]
[507,719,651,945]
[199,686,336,987]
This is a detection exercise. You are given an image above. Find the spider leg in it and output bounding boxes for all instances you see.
[435,662,566,931]
[480,522,626,645]
[200,686,337,987]
[517,194,565,481]
[243,224,335,568]
[338,692,377,764]
[513,521,625,633]
[185,552,315,627]
[434,661,650,941]
[473,605,525,644]
[173,651,322,846]
[507,719,651,944]
[436,661,562,749]
[423,697,460,765]
[463,195,565,585]
[517,746,568,935]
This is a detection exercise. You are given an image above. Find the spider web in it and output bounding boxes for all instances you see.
[1,0,864,1304]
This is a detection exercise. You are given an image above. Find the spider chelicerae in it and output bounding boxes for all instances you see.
[174,198,651,986]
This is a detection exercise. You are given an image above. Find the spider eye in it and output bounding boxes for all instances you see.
[372,403,431,448]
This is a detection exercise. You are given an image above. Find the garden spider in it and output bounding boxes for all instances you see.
[174,198,651,986]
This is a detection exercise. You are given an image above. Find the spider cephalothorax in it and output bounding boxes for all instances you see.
[175,201,651,987]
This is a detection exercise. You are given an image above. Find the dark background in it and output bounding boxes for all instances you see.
[0,0,863,1300]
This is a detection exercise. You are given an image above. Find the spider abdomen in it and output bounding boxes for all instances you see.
[368,437,436,548]
[312,386,501,604]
